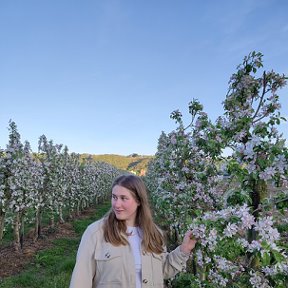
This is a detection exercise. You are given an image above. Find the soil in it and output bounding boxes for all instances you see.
[0,208,95,279]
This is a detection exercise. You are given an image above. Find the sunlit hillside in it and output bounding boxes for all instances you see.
[80,153,154,175]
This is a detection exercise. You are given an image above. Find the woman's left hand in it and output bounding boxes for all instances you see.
[180,230,197,254]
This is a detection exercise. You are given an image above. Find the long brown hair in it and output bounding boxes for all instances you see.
[103,174,164,254]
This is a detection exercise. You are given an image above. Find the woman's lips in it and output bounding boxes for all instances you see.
[114,209,124,214]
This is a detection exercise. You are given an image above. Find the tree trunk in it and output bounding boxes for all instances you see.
[34,208,42,242]
[13,212,21,253]
[0,212,5,243]
[76,200,81,216]
[49,208,55,228]
[59,206,64,223]
[20,213,25,250]
[248,178,267,269]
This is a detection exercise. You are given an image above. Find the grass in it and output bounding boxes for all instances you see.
[0,202,111,288]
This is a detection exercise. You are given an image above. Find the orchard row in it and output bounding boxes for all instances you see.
[0,123,121,252]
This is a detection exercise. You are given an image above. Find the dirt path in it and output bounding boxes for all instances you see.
[0,209,95,279]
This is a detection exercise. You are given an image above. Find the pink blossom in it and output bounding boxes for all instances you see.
[259,167,277,180]
[223,223,238,237]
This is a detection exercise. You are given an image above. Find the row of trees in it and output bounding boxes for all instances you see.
[0,122,121,252]
[145,52,288,287]
[82,153,153,175]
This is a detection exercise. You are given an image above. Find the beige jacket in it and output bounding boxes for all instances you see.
[69,218,189,288]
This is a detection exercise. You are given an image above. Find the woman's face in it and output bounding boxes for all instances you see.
[111,185,139,227]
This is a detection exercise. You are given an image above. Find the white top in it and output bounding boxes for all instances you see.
[127,226,142,288]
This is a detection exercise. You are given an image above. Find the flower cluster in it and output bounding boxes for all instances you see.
[189,204,287,286]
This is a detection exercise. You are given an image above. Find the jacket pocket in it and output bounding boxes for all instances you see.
[94,246,123,285]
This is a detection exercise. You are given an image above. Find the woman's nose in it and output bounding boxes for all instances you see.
[113,198,121,207]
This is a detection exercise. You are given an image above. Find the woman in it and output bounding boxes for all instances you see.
[70,174,196,288]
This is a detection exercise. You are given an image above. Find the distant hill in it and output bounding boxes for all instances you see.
[80,153,154,175]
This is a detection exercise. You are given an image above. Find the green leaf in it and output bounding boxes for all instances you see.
[261,252,271,266]
[272,250,285,263]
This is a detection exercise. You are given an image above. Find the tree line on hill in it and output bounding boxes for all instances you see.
[80,153,154,175]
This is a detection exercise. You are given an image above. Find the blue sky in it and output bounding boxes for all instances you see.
[0,0,287,156]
